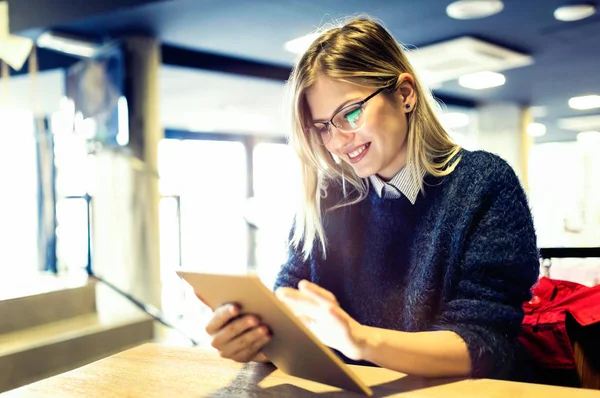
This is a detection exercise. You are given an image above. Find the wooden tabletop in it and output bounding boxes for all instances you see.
[4,343,600,397]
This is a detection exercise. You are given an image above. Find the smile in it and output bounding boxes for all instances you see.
[347,143,371,164]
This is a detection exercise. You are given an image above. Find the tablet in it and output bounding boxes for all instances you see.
[177,271,373,396]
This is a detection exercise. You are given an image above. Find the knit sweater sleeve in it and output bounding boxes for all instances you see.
[272,184,341,291]
[272,225,312,291]
[272,246,310,291]
[429,157,540,379]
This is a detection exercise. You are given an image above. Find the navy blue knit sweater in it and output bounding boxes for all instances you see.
[273,150,540,379]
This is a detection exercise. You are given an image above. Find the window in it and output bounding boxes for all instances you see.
[529,138,600,286]
[158,138,248,319]
[251,143,299,288]
[178,140,248,272]
[529,141,599,248]
[0,108,38,278]
[56,198,89,270]
[52,128,94,273]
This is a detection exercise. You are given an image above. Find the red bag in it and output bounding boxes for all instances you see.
[519,277,600,369]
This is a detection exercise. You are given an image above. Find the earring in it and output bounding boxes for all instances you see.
[405,104,411,109]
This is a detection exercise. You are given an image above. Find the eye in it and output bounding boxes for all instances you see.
[344,107,363,128]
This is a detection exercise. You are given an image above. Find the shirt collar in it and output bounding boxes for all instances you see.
[368,163,425,204]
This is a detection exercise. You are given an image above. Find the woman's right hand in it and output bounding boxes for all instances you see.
[205,304,271,363]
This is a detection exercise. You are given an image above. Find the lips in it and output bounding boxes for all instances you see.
[346,143,371,164]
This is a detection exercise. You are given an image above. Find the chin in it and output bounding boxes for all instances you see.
[351,166,376,179]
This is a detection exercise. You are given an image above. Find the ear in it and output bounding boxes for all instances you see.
[395,73,417,113]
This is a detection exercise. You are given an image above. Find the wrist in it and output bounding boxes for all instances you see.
[351,324,382,362]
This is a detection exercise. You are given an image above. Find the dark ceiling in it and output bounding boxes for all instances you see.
[11,0,600,142]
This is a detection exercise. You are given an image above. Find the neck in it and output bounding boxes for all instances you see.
[377,145,408,181]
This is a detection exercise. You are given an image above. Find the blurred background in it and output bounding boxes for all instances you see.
[0,0,599,392]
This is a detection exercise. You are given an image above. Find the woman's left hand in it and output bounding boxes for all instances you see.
[275,280,366,360]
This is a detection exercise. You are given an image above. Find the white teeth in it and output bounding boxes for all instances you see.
[348,144,367,159]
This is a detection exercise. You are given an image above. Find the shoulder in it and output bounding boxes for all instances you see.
[431,149,526,206]
[448,149,522,190]
[454,149,515,180]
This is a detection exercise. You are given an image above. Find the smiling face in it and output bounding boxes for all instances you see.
[305,75,416,180]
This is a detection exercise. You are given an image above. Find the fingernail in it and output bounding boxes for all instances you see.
[229,305,237,314]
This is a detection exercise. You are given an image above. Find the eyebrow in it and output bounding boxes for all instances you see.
[312,98,361,124]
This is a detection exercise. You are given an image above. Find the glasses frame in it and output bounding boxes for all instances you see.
[309,86,389,146]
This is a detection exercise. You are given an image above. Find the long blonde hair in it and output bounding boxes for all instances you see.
[287,17,461,260]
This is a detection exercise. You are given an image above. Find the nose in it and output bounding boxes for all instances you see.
[330,125,354,152]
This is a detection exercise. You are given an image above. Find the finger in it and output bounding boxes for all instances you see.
[225,326,271,362]
[279,299,307,319]
[328,304,348,324]
[274,287,295,300]
[205,304,239,335]
[229,326,271,362]
[211,315,259,349]
[278,295,320,320]
[296,315,314,326]
[276,287,319,307]
[298,280,338,304]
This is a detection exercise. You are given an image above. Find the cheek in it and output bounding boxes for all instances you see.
[375,107,407,144]
[324,141,337,155]
[366,108,400,142]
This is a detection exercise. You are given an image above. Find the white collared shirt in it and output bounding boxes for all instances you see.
[368,164,425,204]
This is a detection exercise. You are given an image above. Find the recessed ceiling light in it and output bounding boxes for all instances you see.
[554,4,596,22]
[447,0,504,20]
[557,114,600,130]
[527,123,547,137]
[577,130,600,144]
[529,106,548,118]
[284,33,320,54]
[458,71,506,89]
[439,112,471,129]
[569,95,600,110]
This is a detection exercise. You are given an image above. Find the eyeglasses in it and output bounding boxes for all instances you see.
[307,87,387,146]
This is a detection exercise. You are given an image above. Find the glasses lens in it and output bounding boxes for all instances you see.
[308,124,331,145]
[333,104,365,132]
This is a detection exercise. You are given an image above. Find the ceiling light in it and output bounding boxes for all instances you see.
[458,71,505,89]
[557,114,600,130]
[529,106,547,118]
[447,0,504,19]
[569,95,600,110]
[526,123,547,137]
[439,112,471,129]
[284,33,320,54]
[37,31,99,58]
[554,4,596,22]
[577,131,600,144]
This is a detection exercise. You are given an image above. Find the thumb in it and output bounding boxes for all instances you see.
[298,280,338,305]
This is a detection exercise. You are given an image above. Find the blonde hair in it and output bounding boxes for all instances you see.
[287,17,461,260]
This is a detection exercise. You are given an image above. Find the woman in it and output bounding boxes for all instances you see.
[205,17,539,380]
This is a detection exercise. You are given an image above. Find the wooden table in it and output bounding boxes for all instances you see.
[4,344,600,397]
